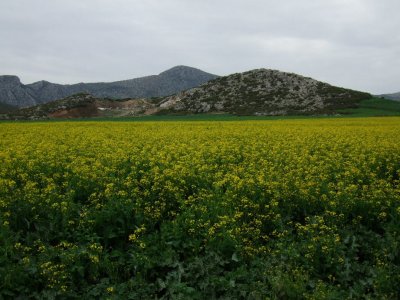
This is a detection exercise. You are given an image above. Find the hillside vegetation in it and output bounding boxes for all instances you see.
[339,97,400,116]
[0,102,16,114]
[5,93,159,120]
[159,69,371,115]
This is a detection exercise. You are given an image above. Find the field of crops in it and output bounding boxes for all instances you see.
[1,118,400,299]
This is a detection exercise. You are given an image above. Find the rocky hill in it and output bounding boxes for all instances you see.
[6,93,158,120]
[379,92,400,101]
[158,69,371,115]
[0,66,218,108]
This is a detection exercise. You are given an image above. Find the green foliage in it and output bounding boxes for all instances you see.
[0,102,17,114]
[0,118,400,298]
[340,97,400,116]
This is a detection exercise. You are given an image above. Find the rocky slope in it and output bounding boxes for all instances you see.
[0,66,218,107]
[159,69,371,115]
[0,76,38,107]
[6,93,158,120]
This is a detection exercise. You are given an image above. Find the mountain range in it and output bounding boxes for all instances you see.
[5,68,372,120]
[0,66,218,108]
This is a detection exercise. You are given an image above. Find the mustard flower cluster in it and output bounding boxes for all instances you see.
[0,117,399,298]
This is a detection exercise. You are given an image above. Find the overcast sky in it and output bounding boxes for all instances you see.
[1,0,399,94]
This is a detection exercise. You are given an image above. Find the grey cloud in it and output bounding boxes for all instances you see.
[0,0,399,94]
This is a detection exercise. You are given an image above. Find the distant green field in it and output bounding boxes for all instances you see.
[339,97,400,117]
[2,97,399,123]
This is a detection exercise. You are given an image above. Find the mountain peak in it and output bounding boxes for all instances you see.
[0,75,21,87]
[0,66,218,107]
[159,65,216,77]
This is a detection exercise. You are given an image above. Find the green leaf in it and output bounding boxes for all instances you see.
[231,252,239,262]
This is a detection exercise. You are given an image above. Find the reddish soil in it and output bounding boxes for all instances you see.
[49,103,99,118]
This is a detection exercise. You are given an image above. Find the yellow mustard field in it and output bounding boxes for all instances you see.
[1,117,400,299]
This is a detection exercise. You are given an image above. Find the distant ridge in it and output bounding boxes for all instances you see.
[379,92,400,101]
[0,66,218,107]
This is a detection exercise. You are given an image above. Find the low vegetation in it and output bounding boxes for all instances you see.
[339,97,400,116]
[5,93,156,120]
[0,102,17,114]
[1,118,399,298]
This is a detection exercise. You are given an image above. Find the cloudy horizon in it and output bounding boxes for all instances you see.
[1,0,399,94]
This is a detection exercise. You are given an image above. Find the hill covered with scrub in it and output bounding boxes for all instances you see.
[158,69,371,115]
